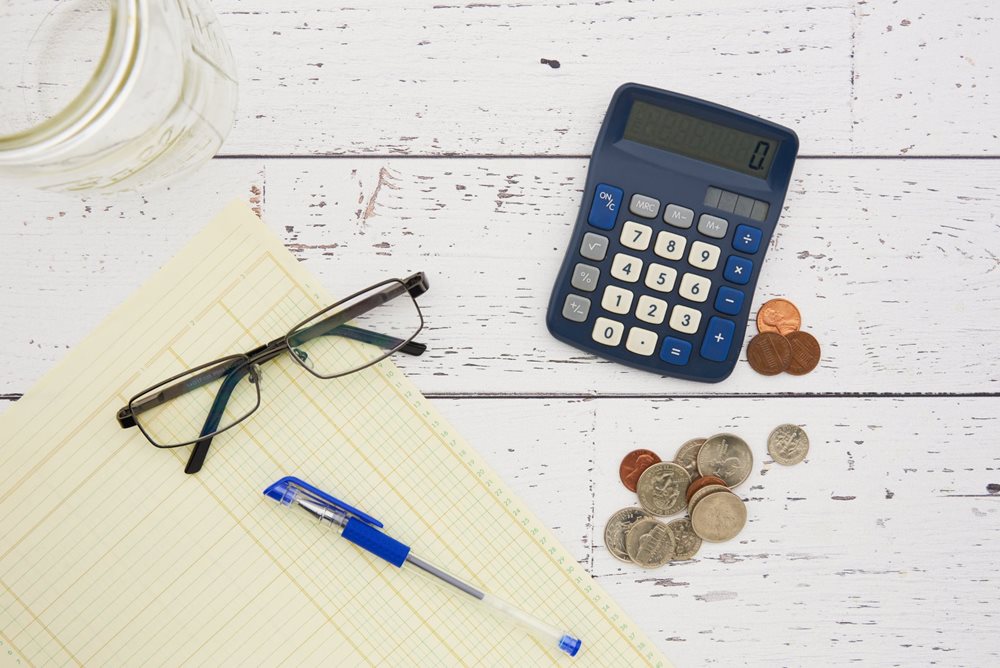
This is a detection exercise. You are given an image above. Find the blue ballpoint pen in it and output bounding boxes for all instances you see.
[263,476,582,658]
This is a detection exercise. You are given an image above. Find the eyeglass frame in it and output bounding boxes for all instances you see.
[116,272,429,474]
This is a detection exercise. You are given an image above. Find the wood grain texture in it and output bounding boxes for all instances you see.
[2,158,998,396]
[209,0,1000,156]
[431,396,1000,667]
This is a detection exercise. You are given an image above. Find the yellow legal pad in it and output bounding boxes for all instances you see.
[0,202,668,667]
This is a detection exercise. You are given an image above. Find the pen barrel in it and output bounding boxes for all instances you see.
[480,593,581,657]
[342,517,411,567]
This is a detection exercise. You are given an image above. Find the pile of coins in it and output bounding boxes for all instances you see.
[606,425,810,568]
[746,298,821,376]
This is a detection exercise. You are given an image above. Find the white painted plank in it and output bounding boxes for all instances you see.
[430,396,1000,666]
[204,1,999,156]
[1,157,999,395]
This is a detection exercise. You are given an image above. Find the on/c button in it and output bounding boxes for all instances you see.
[588,183,623,230]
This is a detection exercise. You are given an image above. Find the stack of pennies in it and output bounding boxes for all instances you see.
[606,433,754,568]
[746,298,821,376]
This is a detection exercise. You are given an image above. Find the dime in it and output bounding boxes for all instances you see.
[604,507,653,562]
[690,491,748,542]
[687,484,730,514]
[785,331,821,375]
[697,433,753,487]
[685,475,727,503]
[756,298,801,336]
[619,449,662,492]
[666,518,702,560]
[768,424,810,465]
[746,332,792,376]
[673,438,705,481]
[637,462,691,517]
[625,518,675,568]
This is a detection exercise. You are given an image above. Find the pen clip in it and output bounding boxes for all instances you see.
[263,476,384,528]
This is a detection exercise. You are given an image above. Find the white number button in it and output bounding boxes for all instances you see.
[592,317,625,347]
[636,295,668,325]
[688,241,721,271]
[625,327,658,356]
[610,253,643,283]
[644,263,677,293]
[601,285,634,315]
[669,305,702,334]
[654,231,686,261]
[620,221,653,251]
[679,273,711,303]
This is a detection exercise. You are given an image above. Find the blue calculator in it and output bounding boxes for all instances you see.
[546,83,798,383]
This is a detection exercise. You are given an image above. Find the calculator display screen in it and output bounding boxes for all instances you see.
[623,101,779,179]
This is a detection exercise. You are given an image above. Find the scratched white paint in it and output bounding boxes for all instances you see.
[1,158,998,396]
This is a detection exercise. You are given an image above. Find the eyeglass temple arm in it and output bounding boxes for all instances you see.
[184,364,255,474]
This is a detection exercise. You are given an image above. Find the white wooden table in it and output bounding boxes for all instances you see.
[2,2,999,665]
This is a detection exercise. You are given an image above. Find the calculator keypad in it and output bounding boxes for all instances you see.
[559,181,770,372]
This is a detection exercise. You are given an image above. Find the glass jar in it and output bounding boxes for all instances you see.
[0,0,238,192]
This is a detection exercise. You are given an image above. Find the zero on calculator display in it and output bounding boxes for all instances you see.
[623,100,779,179]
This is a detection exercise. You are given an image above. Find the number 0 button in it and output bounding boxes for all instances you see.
[592,317,624,347]
[610,253,643,283]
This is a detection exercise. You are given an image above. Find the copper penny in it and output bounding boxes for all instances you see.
[785,330,821,375]
[746,332,792,375]
[756,298,801,336]
[685,475,727,502]
[619,449,661,492]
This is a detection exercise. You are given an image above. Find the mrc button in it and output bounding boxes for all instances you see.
[628,193,660,218]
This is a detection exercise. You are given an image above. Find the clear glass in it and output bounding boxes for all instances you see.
[0,0,238,192]
[288,280,424,378]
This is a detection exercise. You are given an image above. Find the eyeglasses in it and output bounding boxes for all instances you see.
[116,272,429,474]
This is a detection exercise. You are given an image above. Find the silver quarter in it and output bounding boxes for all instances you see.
[625,518,675,568]
[696,433,753,487]
[673,438,705,481]
[637,462,691,517]
[666,518,702,560]
[603,507,653,563]
[768,424,810,465]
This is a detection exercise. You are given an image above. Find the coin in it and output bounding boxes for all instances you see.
[785,331,821,375]
[697,433,753,487]
[685,475,727,503]
[690,491,747,542]
[637,462,691,516]
[746,332,792,375]
[768,424,810,465]
[619,449,662,492]
[625,518,675,568]
[673,438,705,481]
[604,507,654,562]
[687,484,730,514]
[756,298,801,336]
[666,518,702,560]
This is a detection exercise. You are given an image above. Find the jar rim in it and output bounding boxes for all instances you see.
[0,0,143,161]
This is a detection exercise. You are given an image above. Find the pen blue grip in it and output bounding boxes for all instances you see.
[342,517,411,567]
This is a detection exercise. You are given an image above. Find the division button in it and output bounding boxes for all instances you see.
[732,224,762,254]
[561,294,591,322]
[629,193,660,218]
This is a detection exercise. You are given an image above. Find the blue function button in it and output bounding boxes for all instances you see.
[723,255,753,285]
[660,337,692,366]
[714,286,744,315]
[732,224,762,254]
[700,317,736,362]
[588,183,623,230]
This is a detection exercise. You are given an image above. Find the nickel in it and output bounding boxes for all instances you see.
[637,462,691,516]
[756,298,801,336]
[604,507,653,562]
[768,424,810,465]
[697,433,753,487]
[666,518,702,560]
[619,449,661,492]
[625,518,675,568]
[746,332,792,376]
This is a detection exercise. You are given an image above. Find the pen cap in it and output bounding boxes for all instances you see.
[263,476,383,528]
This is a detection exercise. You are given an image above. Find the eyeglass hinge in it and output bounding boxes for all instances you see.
[403,272,429,299]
